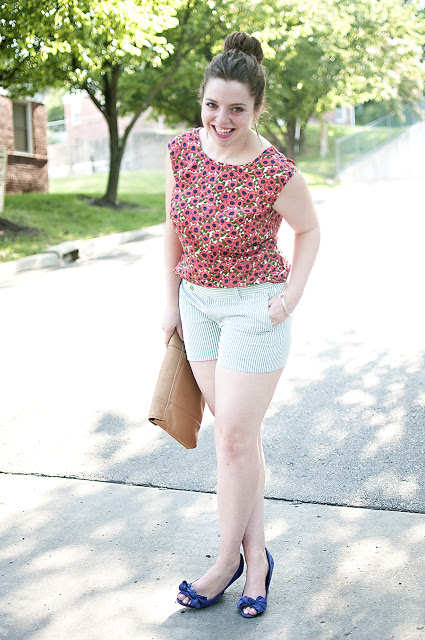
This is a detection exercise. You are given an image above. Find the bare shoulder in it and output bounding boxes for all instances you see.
[273,170,319,233]
[259,134,273,149]
[273,170,311,212]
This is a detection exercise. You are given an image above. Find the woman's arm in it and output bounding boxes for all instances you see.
[162,150,184,345]
[269,171,320,324]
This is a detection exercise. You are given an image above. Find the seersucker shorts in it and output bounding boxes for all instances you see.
[179,279,293,373]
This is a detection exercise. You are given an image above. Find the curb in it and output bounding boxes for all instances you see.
[0,223,165,283]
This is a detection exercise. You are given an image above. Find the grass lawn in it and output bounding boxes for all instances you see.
[266,122,358,186]
[335,124,407,170]
[1,170,165,262]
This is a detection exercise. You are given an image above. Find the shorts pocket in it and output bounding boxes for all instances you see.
[180,280,206,310]
[258,290,274,331]
[264,283,286,329]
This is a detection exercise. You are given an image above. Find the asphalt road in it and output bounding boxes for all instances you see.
[1,179,424,513]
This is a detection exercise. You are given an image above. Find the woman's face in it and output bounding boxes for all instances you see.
[201,78,260,148]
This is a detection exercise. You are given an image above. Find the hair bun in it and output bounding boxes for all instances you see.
[223,32,264,64]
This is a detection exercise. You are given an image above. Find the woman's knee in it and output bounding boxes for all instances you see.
[215,416,260,461]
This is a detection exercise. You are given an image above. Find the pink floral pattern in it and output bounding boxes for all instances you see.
[169,128,298,288]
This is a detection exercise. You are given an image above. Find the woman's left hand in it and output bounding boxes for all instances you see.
[268,290,297,327]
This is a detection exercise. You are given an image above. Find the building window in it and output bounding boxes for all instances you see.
[13,102,33,153]
[70,99,81,126]
[335,107,346,124]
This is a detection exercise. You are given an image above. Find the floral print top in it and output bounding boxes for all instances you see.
[169,128,298,288]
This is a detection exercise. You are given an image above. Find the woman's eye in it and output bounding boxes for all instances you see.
[204,103,244,112]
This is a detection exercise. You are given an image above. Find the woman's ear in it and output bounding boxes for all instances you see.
[254,101,264,121]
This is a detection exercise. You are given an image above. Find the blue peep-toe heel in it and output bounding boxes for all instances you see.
[237,548,274,618]
[177,554,244,609]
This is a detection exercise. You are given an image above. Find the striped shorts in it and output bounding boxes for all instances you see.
[179,279,293,373]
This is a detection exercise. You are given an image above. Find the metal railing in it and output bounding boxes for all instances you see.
[336,104,424,173]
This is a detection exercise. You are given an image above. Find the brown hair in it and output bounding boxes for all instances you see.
[199,32,266,110]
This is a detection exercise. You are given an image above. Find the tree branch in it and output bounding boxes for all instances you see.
[264,125,286,153]
[121,0,204,147]
[83,81,104,115]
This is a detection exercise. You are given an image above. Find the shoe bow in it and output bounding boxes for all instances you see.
[178,581,209,608]
[237,594,267,615]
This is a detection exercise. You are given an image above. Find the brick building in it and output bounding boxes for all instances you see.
[48,91,167,176]
[62,91,158,144]
[0,95,49,194]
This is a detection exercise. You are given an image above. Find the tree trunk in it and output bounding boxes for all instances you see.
[84,65,124,208]
[285,119,307,159]
[100,66,122,207]
[82,3,203,208]
[285,120,297,159]
[102,121,123,207]
[264,125,286,154]
[86,58,191,207]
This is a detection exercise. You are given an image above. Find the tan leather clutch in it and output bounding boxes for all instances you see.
[148,331,205,449]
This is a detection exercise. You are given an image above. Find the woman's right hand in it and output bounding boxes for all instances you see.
[162,305,183,347]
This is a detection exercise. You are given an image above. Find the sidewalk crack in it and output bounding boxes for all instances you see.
[1,470,424,516]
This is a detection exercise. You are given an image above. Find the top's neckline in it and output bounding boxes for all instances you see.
[195,127,274,167]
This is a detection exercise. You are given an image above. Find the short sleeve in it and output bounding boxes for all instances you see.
[260,151,298,203]
[168,135,182,175]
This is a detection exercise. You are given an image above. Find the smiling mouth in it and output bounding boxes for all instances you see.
[213,126,234,138]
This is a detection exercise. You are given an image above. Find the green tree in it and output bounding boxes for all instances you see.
[151,1,276,129]
[0,0,66,93]
[59,0,244,207]
[258,0,425,158]
[150,43,211,128]
[2,0,234,207]
[149,0,250,127]
[49,0,192,207]
[150,0,425,160]
[1,0,180,205]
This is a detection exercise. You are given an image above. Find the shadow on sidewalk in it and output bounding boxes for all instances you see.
[0,475,424,640]
[73,330,425,514]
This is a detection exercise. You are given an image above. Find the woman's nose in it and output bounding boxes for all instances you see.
[215,108,229,125]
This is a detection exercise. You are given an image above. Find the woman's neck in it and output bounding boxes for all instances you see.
[199,128,265,166]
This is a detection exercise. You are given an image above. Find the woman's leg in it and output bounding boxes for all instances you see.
[177,359,219,605]
[240,433,270,615]
[242,433,266,552]
[178,362,282,605]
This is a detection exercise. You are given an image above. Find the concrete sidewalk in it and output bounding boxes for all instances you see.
[1,179,425,640]
[1,473,424,640]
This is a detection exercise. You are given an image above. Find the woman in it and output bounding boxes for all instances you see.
[162,31,320,617]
